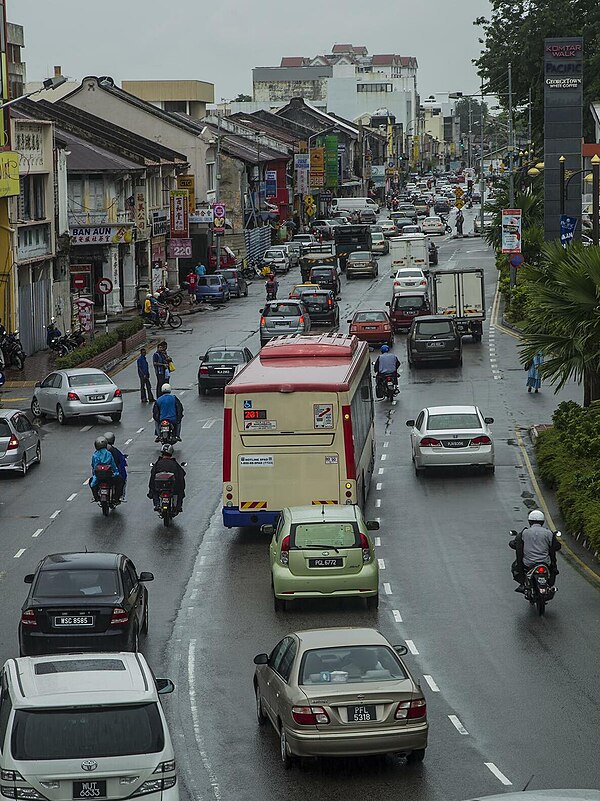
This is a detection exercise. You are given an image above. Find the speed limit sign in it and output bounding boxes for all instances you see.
[96,277,113,295]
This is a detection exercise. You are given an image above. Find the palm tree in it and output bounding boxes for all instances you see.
[484,178,544,265]
[520,241,600,406]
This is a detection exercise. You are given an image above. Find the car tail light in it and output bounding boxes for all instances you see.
[328,297,333,307]
[299,315,305,325]
[349,326,357,333]
[419,280,427,286]
[292,706,330,725]
[20,609,37,627]
[420,437,441,447]
[199,366,209,375]
[395,698,427,720]
[7,434,19,451]
[110,607,129,626]
[260,316,265,326]
[280,535,290,565]
[113,389,122,397]
[67,391,80,401]
[359,533,371,563]
[470,435,491,446]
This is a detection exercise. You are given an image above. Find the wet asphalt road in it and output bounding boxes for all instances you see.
[0,206,596,801]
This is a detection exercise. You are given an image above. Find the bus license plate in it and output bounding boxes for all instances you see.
[308,558,343,568]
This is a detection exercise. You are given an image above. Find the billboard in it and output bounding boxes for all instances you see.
[501,209,522,254]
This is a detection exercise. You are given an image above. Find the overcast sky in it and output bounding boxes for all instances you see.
[14,0,491,101]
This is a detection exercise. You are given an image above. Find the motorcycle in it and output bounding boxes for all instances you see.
[94,464,119,517]
[159,419,177,446]
[241,259,258,279]
[0,330,26,370]
[46,325,73,356]
[143,305,183,329]
[156,285,185,308]
[376,372,399,401]
[64,327,85,350]
[510,529,561,616]
[153,470,180,527]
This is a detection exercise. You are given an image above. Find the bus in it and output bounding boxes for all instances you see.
[222,334,375,528]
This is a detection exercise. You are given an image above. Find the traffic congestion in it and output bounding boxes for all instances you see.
[0,177,598,801]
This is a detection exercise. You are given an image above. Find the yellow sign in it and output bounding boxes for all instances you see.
[304,195,314,207]
[454,198,465,210]
[177,175,195,211]
[454,186,464,198]
[0,151,20,198]
[298,141,308,154]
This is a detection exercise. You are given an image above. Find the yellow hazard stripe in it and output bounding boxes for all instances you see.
[240,501,267,510]
[311,500,339,505]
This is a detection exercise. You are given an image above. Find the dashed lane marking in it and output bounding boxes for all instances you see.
[448,714,469,735]
[32,528,44,538]
[381,454,387,461]
[202,419,216,429]
[484,763,512,786]
[378,467,385,475]
[423,675,440,692]
[383,582,392,595]
[375,498,381,507]
[136,427,145,433]
[405,639,419,655]
[14,549,26,558]
[80,425,92,432]
[378,558,386,570]
[67,493,77,502]
[375,537,381,547]
[188,640,222,800]
[376,482,383,490]
[50,510,61,519]
[124,438,133,446]
[392,609,403,622]
[82,478,89,486]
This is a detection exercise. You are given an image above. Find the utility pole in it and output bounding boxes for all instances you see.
[508,62,516,288]
[468,99,473,170]
[528,87,532,155]
[215,111,222,271]
[480,83,485,235]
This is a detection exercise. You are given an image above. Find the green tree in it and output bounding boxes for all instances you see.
[519,242,600,406]
[455,97,488,137]
[474,1,600,143]
[483,176,544,266]
[233,93,252,102]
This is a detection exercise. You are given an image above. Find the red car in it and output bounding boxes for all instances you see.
[386,292,431,331]
[348,309,394,346]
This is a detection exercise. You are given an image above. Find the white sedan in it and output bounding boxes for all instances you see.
[406,405,495,476]
[421,216,446,236]
[391,268,427,293]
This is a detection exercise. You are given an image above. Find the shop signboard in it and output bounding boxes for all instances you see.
[169,189,189,238]
[501,209,522,254]
[70,225,133,245]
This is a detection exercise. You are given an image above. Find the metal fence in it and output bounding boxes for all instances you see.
[244,227,272,264]
[18,279,50,356]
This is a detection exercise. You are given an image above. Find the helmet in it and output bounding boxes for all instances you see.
[161,444,174,456]
[153,292,161,298]
[50,316,56,324]
[103,431,115,445]
[146,293,152,299]
[380,345,390,353]
[161,383,172,393]
[94,436,108,450]
[528,509,545,525]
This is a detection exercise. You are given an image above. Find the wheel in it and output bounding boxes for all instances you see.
[536,599,546,616]
[142,599,149,635]
[366,593,379,610]
[56,404,67,425]
[472,333,482,343]
[280,725,294,769]
[58,343,69,357]
[486,464,495,475]
[273,595,286,612]
[163,512,171,527]
[35,443,42,464]
[14,354,25,370]
[168,313,183,329]
[19,455,28,477]
[244,286,249,297]
[31,398,43,418]
[255,685,267,726]
[171,294,183,307]
[101,501,110,517]
[111,413,122,423]
[414,464,425,478]
[407,748,426,764]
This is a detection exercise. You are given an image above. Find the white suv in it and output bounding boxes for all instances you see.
[0,652,179,800]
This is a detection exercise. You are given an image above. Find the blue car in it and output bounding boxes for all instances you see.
[195,274,231,303]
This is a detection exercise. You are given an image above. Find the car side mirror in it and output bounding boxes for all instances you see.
[253,653,269,665]
[555,530,562,538]
[34,381,41,388]
[259,308,264,314]
[346,319,352,324]
[155,678,175,695]
[484,417,494,424]
[406,419,415,427]
[139,571,154,582]
[24,574,34,584]
[385,301,390,307]
[509,529,518,537]
[366,520,380,531]
[394,645,408,656]
[261,524,274,535]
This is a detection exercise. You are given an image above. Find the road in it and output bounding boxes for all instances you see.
[0,205,596,801]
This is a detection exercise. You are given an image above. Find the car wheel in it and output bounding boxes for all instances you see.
[255,685,267,726]
[280,724,294,770]
[35,443,42,464]
[273,595,286,612]
[56,404,67,425]
[244,286,249,297]
[407,748,426,764]
[366,593,379,610]
[19,454,28,477]
[31,398,43,418]
[414,463,425,478]
[486,464,496,475]
[142,599,149,635]
[199,384,208,396]
[111,413,122,423]
[129,625,139,653]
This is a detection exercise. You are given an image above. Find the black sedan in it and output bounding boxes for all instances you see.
[19,552,154,656]
[198,346,253,395]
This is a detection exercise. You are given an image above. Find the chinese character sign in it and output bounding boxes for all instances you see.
[170,190,189,238]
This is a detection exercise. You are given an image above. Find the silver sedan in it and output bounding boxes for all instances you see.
[0,409,41,475]
[31,368,123,425]
[406,404,495,476]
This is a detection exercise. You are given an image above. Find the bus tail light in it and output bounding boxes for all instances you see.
[223,408,232,482]
[280,535,290,565]
[341,405,356,480]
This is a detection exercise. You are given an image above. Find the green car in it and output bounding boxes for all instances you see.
[264,506,380,611]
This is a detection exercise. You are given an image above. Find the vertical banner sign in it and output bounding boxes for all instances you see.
[212,202,226,236]
[265,170,277,198]
[544,37,583,241]
[501,209,523,253]
[0,0,9,151]
[309,147,325,188]
[324,135,339,188]
[294,153,310,196]
[177,175,195,212]
[559,214,578,247]
[169,190,189,238]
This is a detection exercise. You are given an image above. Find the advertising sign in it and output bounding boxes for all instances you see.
[371,165,386,187]
[296,169,309,195]
[501,209,522,254]
[177,175,195,211]
[70,225,133,245]
[324,135,339,188]
[265,170,277,198]
[167,238,193,258]
[151,210,169,237]
[559,214,578,247]
[213,202,226,236]
[0,151,20,197]
[74,298,94,334]
[294,153,310,171]
[309,147,325,188]
[190,208,214,224]
[169,190,189,238]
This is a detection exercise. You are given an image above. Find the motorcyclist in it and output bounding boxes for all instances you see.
[104,431,127,502]
[148,444,186,512]
[89,436,120,502]
[153,383,183,441]
[46,317,62,347]
[510,509,561,592]
[142,293,158,325]
[373,345,400,395]
[265,273,279,300]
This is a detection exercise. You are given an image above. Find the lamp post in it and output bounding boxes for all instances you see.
[559,155,566,216]
[0,74,67,110]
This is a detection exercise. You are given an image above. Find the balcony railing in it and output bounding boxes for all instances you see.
[67,210,132,226]
[17,222,53,262]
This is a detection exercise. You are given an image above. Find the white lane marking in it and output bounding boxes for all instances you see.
[32,528,44,538]
[376,482,383,490]
[124,438,133,446]
[484,763,512,786]
[188,640,222,800]
[202,419,216,429]
[448,714,469,735]
[148,418,154,423]
[190,588,199,601]
[392,609,403,623]
[179,390,187,396]
[14,549,26,558]
[82,478,90,486]
[383,441,389,448]
[405,639,419,655]
[80,425,92,432]
[380,454,387,461]
[375,498,381,507]
[378,558,386,569]
[199,556,206,566]
[378,467,385,475]
[136,427,144,433]
[423,675,440,692]
[375,536,381,547]
[50,510,61,519]
[67,493,78,502]
[383,582,392,594]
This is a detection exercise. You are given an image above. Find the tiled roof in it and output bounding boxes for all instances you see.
[280,57,305,67]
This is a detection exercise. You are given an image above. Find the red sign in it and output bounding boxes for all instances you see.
[170,190,189,238]
[212,202,226,236]
[73,275,86,291]
[167,239,193,258]
[96,277,113,295]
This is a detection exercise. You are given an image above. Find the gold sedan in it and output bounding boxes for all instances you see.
[253,627,428,768]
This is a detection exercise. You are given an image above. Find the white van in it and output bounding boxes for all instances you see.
[0,652,179,800]
[331,197,380,214]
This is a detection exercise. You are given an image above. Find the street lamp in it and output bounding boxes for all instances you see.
[0,74,67,111]
[558,154,599,245]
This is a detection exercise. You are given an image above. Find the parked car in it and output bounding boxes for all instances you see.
[386,292,431,332]
[260,299,311,347]
[264,505,379,610]
[198,346,253,395]
[371,231,390,255]
[0,409,41,475]
[31,368,123,425]
[407,315,463,368]
[262,247,290,274]
[297,288,339,327]
[195,274,231,303]
[253,627,428,766]
[308,264,341,295]
[348,309,394,346]
[346,251,378,279]
[215,268,248,298]
[406,404,495,476]
[421,216,446,236]
[19,551,154,656]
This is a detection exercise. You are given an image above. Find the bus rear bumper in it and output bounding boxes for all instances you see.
[222,507,280,528]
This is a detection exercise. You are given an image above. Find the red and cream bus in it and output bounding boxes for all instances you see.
[222,334,375,527]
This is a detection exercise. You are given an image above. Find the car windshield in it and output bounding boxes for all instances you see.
[393,295,426,310]
[292,522,357,548]
[415,321,453,337]
[11,704,164,760]
[264,251,283,258]
[34,569,120,597]
[68,374,112,388]
[354,312,386,323]
[264,303,301,317]
[300,646,407,685]
[348,252,371,261]
[204,350,245,364]
[427,413,481,430]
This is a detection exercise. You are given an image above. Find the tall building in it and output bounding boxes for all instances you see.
[7,21,24,98]
[121,80,214,119]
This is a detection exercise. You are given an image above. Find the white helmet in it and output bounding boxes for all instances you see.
[146,293,152,299]
[161,383,172,393]
[528,510,545,525]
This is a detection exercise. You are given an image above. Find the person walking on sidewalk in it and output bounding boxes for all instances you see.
[137,347,154,403]
[153,341,170,398]
[185,269,198,305]
[455,209,464,237]
[526,352,544,393]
